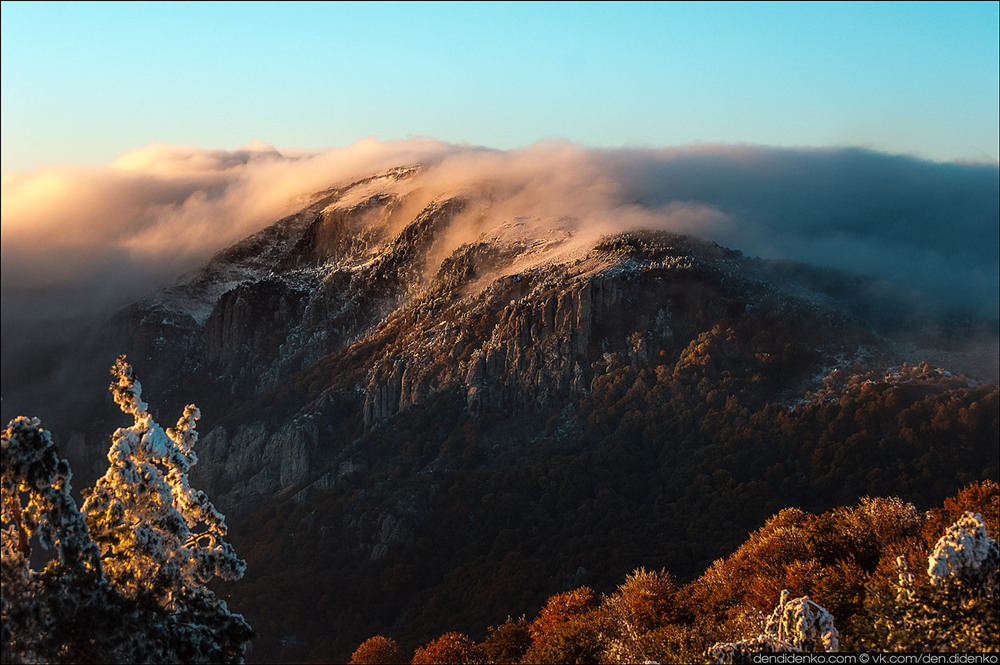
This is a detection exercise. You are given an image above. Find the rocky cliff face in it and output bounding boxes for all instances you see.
[103,164,999,663]
[109,165,984,517]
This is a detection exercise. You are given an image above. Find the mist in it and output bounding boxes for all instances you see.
[2,138,997,430]
[4,138,996,320]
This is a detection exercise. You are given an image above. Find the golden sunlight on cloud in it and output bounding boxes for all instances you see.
[2,138,997,319]
[0,138,468,303]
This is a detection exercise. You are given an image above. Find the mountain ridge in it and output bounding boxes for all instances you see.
[98,165,997,514]
[46,164,998,662]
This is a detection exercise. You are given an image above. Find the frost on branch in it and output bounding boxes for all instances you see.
[708,590,838,664]
[763,590,839,652]
[708,635,801,665]
[894,556,916,603]
[2,417,105,664]
[2,356,252,663]
[83,356,246,605]
[877,512,999,652]
[927,511,999,593]
[1,417,102,576]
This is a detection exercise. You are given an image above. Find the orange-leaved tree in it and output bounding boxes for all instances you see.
[411,631,485,664]
[350,635,405,664]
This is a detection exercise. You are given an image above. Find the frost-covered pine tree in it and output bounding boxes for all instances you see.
[880,511,999,652]
[927,511,999,594]
[708,590,839,664]
[762,590,839,652]
[2,356,252,663]
[81,355,252,661]
[1,416,110,663]
[83,357,246,601]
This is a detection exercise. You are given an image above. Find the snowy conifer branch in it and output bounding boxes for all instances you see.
[2,356,252,663]
[927,511,999,593]
[708,590,839,663]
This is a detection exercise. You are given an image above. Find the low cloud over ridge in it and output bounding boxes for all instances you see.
[2,137,998,322]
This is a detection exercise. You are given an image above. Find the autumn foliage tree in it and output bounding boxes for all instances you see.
[350,635,405,664]
[481,616,531,664]
[599,568,677,663]
[522,587,603,664]
[410,631,485,664]
[348,481,997,664]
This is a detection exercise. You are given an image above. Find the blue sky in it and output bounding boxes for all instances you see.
[2,1,998,171]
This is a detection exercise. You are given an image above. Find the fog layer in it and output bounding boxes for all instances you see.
[4,138,996,323]
[2,137,997,437]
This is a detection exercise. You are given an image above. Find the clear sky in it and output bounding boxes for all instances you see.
[2,1,998,172]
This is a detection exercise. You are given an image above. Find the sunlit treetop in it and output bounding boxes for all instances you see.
[83,355,245,604]
[2,356,251,664]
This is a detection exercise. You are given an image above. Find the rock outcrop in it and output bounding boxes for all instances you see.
[112,167,949,517]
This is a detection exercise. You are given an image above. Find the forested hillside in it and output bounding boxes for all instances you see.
[220,360,997,662]
[5,163,995,664]
[348,480,999,664]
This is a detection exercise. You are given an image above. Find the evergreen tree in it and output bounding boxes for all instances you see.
[874,512,999,652]
[1,416,111,663]
[1,356,252,663]
[708,590,839,663]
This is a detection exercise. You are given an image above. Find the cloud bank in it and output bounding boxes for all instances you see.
[2,137,997,324]
[2,137,997,435]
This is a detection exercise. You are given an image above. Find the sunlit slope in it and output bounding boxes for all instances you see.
[84,165,999,663]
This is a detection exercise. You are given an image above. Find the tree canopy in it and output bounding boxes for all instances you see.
[1,356,252,664]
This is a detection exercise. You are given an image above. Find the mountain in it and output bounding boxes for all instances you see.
[49,165,1000,661]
